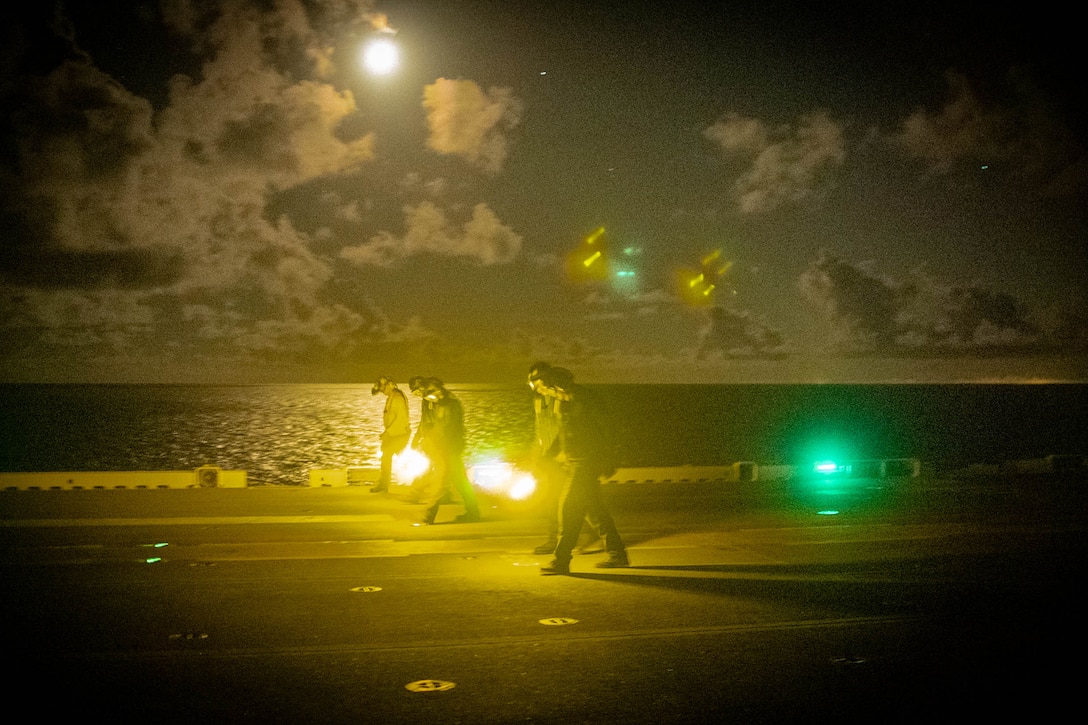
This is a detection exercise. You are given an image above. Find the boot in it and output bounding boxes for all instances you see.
[533,539,558,555]
[595,550,629,568]
[541,559,570,576]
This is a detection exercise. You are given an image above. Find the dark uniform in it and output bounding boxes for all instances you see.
[419,384,480,525]
[542,379,628,574]
[529,363,604,555]
[408,377,438,502]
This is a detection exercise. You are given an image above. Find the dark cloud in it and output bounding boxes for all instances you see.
[697,305,785,359]
[798,253,1049,356]
[0,246,186,290]
[894,70,1088,196]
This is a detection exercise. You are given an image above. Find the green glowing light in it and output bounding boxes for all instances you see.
[817,510,840,516]
[145,557,162,564]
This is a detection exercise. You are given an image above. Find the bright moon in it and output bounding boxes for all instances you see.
[363,38,399,75]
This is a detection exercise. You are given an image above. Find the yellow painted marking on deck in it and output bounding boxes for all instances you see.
[405,679,456,692]
[0,514,394,527]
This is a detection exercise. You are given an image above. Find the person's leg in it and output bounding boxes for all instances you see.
[584,480,628,567]
[375,435,408,492]
[416,455,449,524]
[420,500,440,525]
[534,459,561,553]
[450,456,480,522]
[580,506,605,552]
[542,465,589,574]
[375,446,393,492]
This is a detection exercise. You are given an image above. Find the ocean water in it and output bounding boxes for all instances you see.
[1,383,1085,486]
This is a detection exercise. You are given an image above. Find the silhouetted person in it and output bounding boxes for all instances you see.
[408,376,438,450]
[371,376,410,493]
[407,376,440,502]
[528,362,604,555]
[539,367,628,574]
[417,381,480,525]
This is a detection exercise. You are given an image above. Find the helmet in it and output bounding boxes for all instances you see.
[549,367,574,392]
[527,361,551,385]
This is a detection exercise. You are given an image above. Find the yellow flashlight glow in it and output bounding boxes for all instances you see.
[392,448,430,483]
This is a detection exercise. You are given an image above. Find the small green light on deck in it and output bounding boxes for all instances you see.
[817,510,840,516]
[145,557,163,564]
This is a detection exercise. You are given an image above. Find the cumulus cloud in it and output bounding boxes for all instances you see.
[423,78,523,174]
[0,1,388,372]
[340,201,522,267]
[704,111,846,213]
[798,252,1047,355]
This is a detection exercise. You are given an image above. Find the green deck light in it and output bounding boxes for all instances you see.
[815,460,844,474]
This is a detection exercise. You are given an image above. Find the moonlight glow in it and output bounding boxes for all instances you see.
[362,38,399,75]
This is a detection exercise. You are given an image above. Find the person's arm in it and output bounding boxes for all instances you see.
[383,391,411,439]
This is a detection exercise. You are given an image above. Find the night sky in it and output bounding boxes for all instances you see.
[2,1,1085,384]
